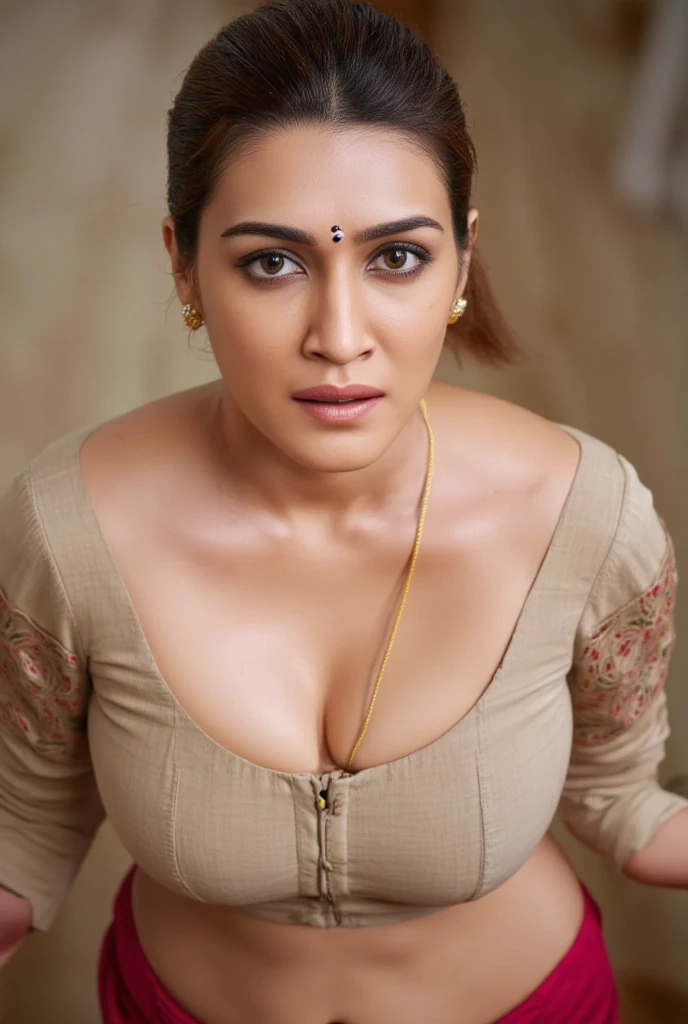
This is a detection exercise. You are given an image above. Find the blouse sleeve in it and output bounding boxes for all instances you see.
[558,453,688,871]
[0,468,104,931]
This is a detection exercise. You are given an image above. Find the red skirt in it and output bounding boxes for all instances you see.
[99,868,619,1023]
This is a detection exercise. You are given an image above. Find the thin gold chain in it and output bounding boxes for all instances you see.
[346,398,435,770]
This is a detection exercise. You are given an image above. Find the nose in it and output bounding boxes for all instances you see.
[302,267,374,365]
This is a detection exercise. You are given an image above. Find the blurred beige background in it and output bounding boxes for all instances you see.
[0,0,686,1021]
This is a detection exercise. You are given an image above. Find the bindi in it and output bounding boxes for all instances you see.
[331,224,344,243]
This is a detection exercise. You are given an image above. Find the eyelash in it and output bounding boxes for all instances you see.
[235,243,434,285]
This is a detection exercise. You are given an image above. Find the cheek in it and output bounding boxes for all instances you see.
[367,262,456,338]
[210,320,289,388]
[199,275,297,374]
[375,288,450,361]
[391,292,448,333]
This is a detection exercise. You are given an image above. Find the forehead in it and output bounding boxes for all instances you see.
[205,125,450,228]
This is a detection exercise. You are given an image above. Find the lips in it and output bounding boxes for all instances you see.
[292,384,385,402]
[292,384,384,424]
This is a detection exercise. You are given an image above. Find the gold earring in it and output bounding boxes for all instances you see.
[182,304,204,331]
[448,297,467,325]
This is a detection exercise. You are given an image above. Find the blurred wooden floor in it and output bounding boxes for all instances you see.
[0,1,686,1021]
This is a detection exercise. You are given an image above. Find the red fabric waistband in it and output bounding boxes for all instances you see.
[98,868,619,1023]
[98,867,193,1024]
[497,883,619,1022]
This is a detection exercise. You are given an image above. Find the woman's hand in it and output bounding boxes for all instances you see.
[623,807,688,888]
[0,888,32,967]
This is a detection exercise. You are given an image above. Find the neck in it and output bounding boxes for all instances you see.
[210,388,430,527]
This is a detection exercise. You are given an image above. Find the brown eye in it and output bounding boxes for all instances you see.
[239,250,304,282]
[371,246,429,276]
[383,248,409,270]
[260,254,286,275]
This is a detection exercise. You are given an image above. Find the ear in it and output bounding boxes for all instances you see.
[454,207,479,298]
[467,207,479,250]
[162,216,196,307]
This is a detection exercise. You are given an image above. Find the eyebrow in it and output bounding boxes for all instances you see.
[220,216,444,246]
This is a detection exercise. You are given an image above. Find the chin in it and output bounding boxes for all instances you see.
[252,401,406,474]
[288,439,387,475]
[262,422,392,474]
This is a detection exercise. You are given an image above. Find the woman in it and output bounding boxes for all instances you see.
[1,1,686,1021]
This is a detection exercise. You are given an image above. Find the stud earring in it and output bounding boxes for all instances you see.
[182,304,204,331]
[448,297,467,325]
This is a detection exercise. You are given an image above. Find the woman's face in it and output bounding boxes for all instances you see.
[165,125,476,473]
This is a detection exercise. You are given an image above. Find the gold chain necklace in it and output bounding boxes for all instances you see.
[346,398,435,770]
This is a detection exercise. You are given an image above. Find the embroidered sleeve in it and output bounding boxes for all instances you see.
[558,456,688,871]
[570,536,677,746]
[1,587,88,758]
[0,469,103,932]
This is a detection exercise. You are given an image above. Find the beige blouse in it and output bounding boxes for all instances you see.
[0,423,686,932]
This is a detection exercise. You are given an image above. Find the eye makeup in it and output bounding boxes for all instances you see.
[234,241,435,284]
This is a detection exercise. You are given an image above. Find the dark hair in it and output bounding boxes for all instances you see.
[167,0,518,365]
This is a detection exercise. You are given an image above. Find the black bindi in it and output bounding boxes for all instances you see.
[330,224,344,243]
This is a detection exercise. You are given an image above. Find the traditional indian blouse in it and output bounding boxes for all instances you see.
[0,423,686,931]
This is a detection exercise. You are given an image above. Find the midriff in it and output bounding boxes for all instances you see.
[131,832,585,1024]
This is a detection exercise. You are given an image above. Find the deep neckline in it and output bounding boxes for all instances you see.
[61,421,587,783]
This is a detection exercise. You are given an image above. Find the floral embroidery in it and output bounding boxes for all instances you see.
[0,584,87,760]
[571,537,678,746]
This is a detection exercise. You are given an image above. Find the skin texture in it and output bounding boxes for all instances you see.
[4,125,597,1018]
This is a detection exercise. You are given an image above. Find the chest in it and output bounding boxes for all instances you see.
[88,663,575,923]
[83,481,583,925]
[100,511,544,774]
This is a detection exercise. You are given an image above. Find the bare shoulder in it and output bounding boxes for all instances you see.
[79,381,220,521]
[427,381,582,542]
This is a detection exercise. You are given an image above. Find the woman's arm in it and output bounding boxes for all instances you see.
[0,467,104,933]
[623,806,688,887]
[558,452,688,884]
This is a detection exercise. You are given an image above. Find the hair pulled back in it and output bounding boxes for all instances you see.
[167,0,517,364]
